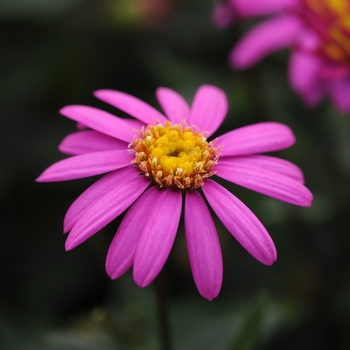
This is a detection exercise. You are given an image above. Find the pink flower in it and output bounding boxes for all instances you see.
[220,0,350,112]
[37,85,312,300]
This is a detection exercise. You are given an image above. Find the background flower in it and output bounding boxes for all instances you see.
[223,0,350,112]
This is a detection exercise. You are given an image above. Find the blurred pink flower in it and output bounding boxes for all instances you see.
[218,0,350,112]
[37,85,312,300]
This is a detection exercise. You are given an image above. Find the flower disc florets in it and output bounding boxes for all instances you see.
[130,121,220,189]
[300,0,350,64]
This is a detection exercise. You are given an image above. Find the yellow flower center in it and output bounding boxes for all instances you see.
[130,121,220,189]
[302,0,350,64]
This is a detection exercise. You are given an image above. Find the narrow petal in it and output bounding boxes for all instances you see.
[60,105,136,143]
[188,85,228,137]
[58,130,128,155]
[219,155,304,182]
[133,190,182,287]
[36,150,132,182]
[65,169,149,250]
[156,87,191,124]
[106,186,160,279]
[94,89,167,125]
[329,77,350,113]
[234,0,297,17]
[202,180,277,265]
[218,122,295,157]
[185,191,223,301]
[230,16,301,69]
[215,161,313,206]
[289,51,322,94]
[64,166,143,233]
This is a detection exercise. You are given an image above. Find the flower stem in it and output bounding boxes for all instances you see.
[154,270,172,350]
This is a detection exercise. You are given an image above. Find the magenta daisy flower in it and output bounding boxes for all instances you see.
[37,85,312,300]
[218,0,350,112]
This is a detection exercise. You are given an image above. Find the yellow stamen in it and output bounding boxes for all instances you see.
[130,121,220,189]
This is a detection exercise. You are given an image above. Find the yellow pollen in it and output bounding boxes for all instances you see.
[130,121,220,189]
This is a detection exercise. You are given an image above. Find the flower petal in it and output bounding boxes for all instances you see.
[219,155,304,182]
[218,122,295,157]
[289,51,322,94]
[185,191,223,301]
[234,0,297,17]
[106,186,160,279]
[36,150,132,182]
[63,166,147,238]
[156,87,191,124]
[94,89,167,125]
[60,105,136,143]
[58,130,128,155]
[188,85,228,137]
[230,16,301,69]
[133,189,182,287]
[202,179,277,265]
[215,161,313,206]
[329,77,350,113]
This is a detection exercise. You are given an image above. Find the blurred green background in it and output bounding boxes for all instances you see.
[2,0,350,349]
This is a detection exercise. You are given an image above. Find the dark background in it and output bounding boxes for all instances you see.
[2,0,350,349]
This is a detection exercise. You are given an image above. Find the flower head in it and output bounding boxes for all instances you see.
[220,0,350,112]
[37,85,312,300]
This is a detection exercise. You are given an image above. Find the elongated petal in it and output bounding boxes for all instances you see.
[218,122,295,157]
[188,85,228,137]
[65,170,149,250]
[94,89,167,125]
[64,166,143,233]
[185,191,223,301]
[156,87,190,124]
[133,190,182,287]
[60,105,135,143]
[330,77,350,113]
[58,130,128,155]
[202,180,277,265]
[36,150,132,182]
[289,51,322,94]
[230,16,301,69]
[234,0,297,17]
[219,155,304,182]
[215,161,312,206]
[106,186,160,279]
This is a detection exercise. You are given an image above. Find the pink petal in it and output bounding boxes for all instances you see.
[188,85,228,137]
[60,105,136,143]
[36,150,132,182]
[94,89,167,125]
[156,87,191,124]
[58,130,128,155]
[185,191,223,301]
[329,77,350,113]
[219,155,304,182]
[63,166,146,235]
[202,179,277,265]
[106,186,161,279]
[230,16,301,69]
[218,122,295,157]
[133,189,182,287]
[234,0,297,17]
[289,51,322,94]
[215,161,313,206]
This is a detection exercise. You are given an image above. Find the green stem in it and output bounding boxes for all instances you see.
[154,271,172,350]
